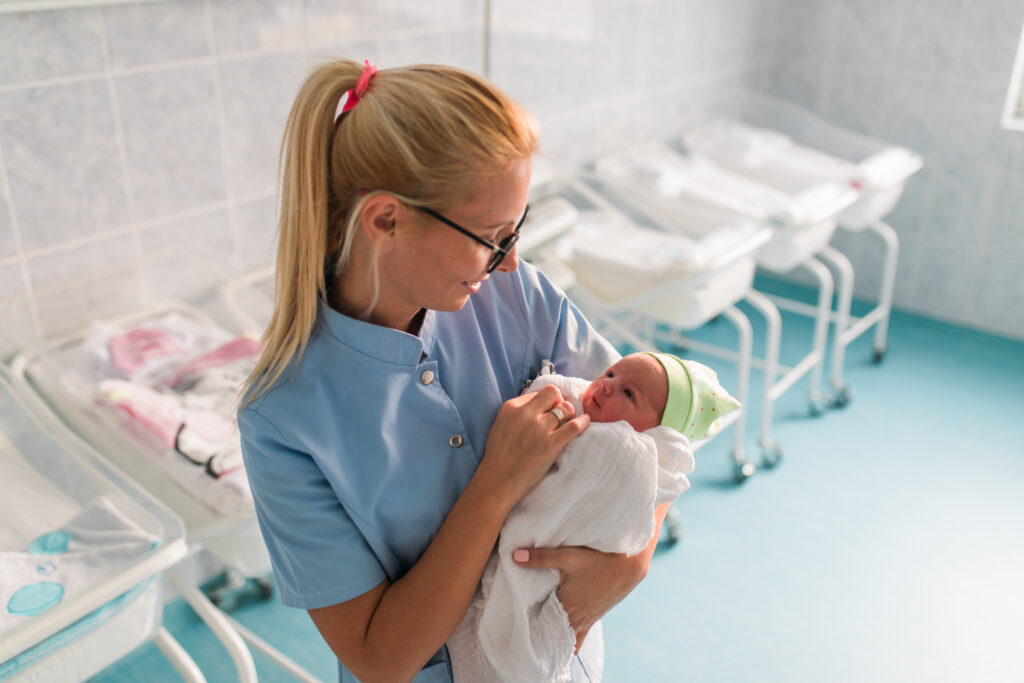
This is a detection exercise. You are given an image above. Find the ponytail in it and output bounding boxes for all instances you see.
[241,60,538,406]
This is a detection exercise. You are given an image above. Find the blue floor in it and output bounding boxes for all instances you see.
[93,278,1024,683]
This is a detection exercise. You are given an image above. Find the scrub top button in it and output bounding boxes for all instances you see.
[449,434,464,448]
[421,370,435,385]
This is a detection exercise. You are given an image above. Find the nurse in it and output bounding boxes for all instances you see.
[238,59,670,682]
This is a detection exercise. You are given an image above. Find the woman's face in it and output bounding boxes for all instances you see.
[384,157,532,317]
[581,354,667,432]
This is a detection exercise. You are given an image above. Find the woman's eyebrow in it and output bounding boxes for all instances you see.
[482,205,528,230]
[482,217,517,230]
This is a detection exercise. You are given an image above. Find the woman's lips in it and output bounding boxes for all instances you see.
[463,280,482,294]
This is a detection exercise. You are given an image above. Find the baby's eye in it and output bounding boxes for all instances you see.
[606,371,615,378]
[624,388,634,401]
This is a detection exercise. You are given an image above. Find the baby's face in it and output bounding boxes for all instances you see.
[581,354,667,432]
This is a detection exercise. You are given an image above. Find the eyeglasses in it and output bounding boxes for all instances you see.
[414,204,530,274]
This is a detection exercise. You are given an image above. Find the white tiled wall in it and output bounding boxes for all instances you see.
[1,0,1022,346]
[766,0,1024,340]
[487,0,782,164]
[0,0,481,350]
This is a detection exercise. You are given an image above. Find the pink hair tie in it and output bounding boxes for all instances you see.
[334,60,378,122]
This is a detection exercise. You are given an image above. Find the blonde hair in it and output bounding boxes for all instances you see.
[241,60,538,406]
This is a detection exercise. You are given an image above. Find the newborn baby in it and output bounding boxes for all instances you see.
[581,352,740,438]
[448,352,741,683]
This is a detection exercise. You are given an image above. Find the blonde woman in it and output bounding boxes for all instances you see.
[239,59,670,682]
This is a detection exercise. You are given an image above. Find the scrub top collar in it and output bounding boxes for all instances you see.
[317,298,437,366]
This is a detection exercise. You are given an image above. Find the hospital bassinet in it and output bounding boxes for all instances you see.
[10,304,267,577]
[678,91,922,232]
[592,141,857,275]
[7,300,319,683]
[587,142,852,466]
[676,91,923,400]
[0,366,197,682]
[221,266,276,338]
[523,165,769,483]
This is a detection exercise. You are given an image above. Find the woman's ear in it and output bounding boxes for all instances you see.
[358,194,403,250]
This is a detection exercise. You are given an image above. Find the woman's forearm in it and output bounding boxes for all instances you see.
[313,388,586,682]
[638,502,671,571]
[341,472,516,682]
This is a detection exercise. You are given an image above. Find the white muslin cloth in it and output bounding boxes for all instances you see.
[448,374,695,683]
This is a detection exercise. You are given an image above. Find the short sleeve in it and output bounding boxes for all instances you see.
[239,407,387,609]
[516,262,620,381]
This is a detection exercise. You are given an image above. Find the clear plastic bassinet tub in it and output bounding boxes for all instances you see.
[8,303,269,579]
[525,167,771,330]
[677,90,923,231]
[591,142,857,274]
[0,365,187,682]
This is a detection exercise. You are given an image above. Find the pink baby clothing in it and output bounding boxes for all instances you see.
[107,327,184,374]
[170,336,263,389]
[99,380,242,477]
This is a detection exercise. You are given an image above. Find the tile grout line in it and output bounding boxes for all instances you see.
[0,142,44,341]
[98,6,151,307]
[10,188,277,265]
[203,0,243,274]
[0,22,480,95]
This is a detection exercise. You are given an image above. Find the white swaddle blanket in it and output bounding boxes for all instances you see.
[448,374,695,683]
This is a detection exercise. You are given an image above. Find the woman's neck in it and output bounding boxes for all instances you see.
[330,265,422,335]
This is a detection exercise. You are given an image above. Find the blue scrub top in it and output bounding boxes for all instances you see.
[238,262,619,682]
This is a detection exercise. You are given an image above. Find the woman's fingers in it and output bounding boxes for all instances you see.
[522,383,563,412]
[514,545,644,653]
[480,386,588,502]
[513,546,593,651]
[544,399,576,427]
[511,545,576,571]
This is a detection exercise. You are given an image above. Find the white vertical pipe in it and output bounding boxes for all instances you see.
[870,220,900,354]
[743,290,781,445]
[152,627,207,683]
[166,567,258,683]
[802,257,834,406]
[818,246,854,391]
[722,305,752,461]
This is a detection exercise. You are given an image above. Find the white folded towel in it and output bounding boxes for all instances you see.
[449,374,694,682]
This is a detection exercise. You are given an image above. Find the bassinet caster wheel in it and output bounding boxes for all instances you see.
[872,347,886,364]
[731,451,756,483]
[759,439,783,469]
[808,391,826,417]
[829,385,854,409]
[206,569,247,611]
[660,506,681,547]
[209,590,237,612]
[256,577,274,601]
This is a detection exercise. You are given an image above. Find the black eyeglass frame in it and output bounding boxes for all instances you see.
[414,204,530,273]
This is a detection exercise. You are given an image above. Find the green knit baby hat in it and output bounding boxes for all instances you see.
[644,352,742,441]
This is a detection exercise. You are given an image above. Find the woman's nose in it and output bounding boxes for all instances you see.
[495,245,520,273]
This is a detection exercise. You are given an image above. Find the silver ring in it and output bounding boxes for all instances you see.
[550,406,566,422]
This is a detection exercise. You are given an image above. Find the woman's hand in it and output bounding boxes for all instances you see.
[479,384,589,504]
[514,546,648,653]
